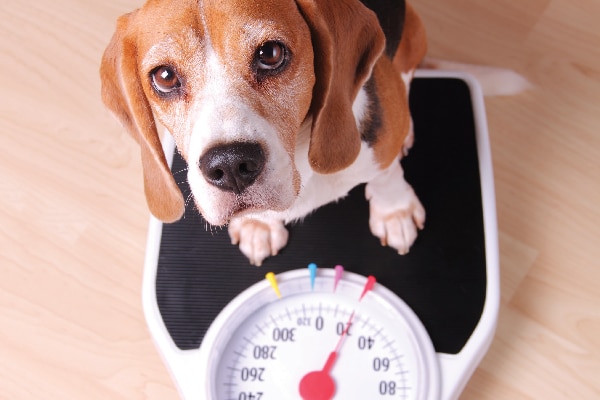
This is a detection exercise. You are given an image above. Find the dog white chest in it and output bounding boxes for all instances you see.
[282,88,381,223]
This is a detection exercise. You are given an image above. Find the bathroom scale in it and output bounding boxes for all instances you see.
[142,71,500,400]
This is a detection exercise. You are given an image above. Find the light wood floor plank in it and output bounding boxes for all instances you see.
[2,0,599,398]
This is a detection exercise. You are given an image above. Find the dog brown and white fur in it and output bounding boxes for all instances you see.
[101,0,428,265]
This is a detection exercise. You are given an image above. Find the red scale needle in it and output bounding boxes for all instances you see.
[298,275,376,400]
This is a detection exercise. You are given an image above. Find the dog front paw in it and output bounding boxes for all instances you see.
[368,201,425,255]
[228,217,289,266]
[365,165,425,255]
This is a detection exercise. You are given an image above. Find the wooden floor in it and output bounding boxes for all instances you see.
[1,0,599,398]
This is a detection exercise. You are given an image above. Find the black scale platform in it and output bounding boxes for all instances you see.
[155,77,487,355]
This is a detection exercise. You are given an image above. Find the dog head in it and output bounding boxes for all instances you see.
[101,0,384,225]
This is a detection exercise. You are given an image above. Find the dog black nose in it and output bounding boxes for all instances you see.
[199,142,265,194]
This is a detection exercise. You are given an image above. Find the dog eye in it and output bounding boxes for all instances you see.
[151,66,181,95]
[256,41,287,71]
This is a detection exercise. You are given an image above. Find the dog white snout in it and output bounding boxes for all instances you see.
[185,96,298,226]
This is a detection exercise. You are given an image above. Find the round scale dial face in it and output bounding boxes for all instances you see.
[198,267,440,400]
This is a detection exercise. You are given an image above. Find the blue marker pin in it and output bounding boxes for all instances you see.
[308,263,317,290]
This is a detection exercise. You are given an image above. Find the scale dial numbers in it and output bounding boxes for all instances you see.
[220,298,413,399]
[199,269,440,400]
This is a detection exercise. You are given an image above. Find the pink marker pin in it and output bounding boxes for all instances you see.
[333,265,344,292]
[359,276,376,301]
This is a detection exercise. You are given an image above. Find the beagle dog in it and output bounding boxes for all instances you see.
[101,0,428,265]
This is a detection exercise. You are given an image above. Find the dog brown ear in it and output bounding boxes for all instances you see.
[295,0,385,174]
[100,12,184,223]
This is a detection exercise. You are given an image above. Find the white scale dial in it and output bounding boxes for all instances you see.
[198,266,440,399]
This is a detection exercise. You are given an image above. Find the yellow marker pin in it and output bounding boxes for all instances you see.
[265,272,281,299]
